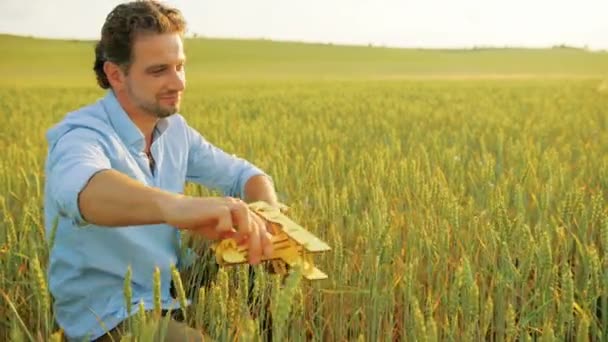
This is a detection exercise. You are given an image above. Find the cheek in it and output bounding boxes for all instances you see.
[151,77,171,93]
[134,76,163,97]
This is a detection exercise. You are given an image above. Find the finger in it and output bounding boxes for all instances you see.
[218,230,236,240]
[215,205,234,235]
[235,213,252,246]
[248,215,262,265]
[261,226,273,258]
[252,212,273,258]
[227,199,251,237]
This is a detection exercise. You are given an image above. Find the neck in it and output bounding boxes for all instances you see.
[114,90,157,152]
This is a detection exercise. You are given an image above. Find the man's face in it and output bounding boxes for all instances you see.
[121,32,186,118]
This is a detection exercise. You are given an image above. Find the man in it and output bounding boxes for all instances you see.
[44,1,278,340]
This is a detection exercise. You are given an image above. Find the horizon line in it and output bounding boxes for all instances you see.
[1,32,606,53]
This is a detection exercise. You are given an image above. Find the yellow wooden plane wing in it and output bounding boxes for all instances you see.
[248,201,331,253]
[211,201,330,280]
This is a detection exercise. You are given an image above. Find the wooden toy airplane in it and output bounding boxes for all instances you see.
[212,201,331,280]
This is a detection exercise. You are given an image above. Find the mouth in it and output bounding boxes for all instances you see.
[159,93,180,105]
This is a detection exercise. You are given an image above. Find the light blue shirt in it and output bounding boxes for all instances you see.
[44,90,272,341]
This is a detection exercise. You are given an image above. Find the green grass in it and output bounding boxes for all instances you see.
[1,34,607,87]
[1,34,608,340]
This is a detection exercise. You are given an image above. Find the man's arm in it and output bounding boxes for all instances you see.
[79,170,260,235]
[46,128,180,227]
[78,170,182,226]
[47,129,226,228]
[185,125,276,200]
[78,169,272,262]
[243,174,279,206]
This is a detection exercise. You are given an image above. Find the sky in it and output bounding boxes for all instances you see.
[0,0,607,50]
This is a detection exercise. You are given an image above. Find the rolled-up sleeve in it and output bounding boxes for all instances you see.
[46,128,111,226]
[185,125,272,198]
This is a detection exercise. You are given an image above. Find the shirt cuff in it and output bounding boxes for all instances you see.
[56,167,110,227]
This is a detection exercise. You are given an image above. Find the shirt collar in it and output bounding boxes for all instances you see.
[101,90,170,152]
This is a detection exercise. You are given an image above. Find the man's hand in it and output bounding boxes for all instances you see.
[161,195,273,264]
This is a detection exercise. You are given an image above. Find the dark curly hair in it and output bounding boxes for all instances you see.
[93,0,187,89]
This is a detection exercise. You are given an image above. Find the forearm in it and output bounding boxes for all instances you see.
[243,174,278,205]
[78,169,178,227]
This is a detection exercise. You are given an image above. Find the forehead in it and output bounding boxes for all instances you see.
[131,32,185,66]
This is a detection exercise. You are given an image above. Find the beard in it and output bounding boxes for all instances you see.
[126,81,180,119]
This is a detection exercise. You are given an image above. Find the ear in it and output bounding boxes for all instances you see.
[103,61,126,90]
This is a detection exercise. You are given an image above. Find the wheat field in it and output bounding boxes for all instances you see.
[1,34,608,341]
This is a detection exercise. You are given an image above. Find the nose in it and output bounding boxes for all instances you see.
[169,68,186,92]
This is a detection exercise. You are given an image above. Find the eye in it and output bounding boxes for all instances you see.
[148,67,166,75]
